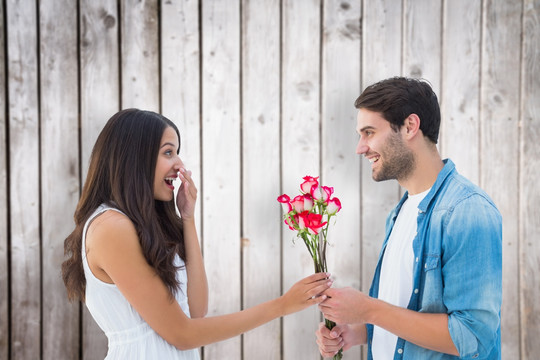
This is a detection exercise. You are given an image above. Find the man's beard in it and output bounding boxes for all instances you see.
[372,131,415,182]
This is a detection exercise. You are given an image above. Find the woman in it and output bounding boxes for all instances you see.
[62,109,331,359]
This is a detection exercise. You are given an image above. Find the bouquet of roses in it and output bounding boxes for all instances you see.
[277,176,343,360]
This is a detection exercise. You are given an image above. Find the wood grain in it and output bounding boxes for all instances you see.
[39,0,80,358]
[201,0,242,358]
[241,0,282,358]
[441,0,482,183]
[403,0,442,93]
[520,1,540,358]
[7,0,40,358]
[0,1,7,358]
[480,0,522,357]
[121,0,160,111]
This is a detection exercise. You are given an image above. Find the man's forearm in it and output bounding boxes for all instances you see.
[367,299,459,356]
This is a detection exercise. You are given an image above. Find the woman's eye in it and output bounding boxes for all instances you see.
[164,150,173,156]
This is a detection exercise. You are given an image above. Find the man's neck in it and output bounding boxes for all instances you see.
[399,148,444,195]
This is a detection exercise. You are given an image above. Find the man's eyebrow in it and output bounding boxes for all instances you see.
[358,126,375,133]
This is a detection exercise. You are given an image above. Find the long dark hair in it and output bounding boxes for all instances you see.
[62,109,186,301]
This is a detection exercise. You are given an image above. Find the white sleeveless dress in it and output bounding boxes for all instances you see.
[82,204,200,360]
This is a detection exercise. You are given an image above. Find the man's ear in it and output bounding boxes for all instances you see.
[403,114,421,139]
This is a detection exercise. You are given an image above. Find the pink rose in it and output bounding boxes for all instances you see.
[300,176,319,194]
[291,195,305,213]
[311,185,334,204]
[284,215,297,231]
[296,211,308,230]
[303,194,314,211]
[277,194,292,213]
[327,197,342,215]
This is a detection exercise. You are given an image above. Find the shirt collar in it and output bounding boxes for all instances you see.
[389,159,456,220]
[417,158,455,212]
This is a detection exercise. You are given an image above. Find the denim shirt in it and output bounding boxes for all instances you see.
[367,159,502,360]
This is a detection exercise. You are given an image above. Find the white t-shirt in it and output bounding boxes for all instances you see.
[371,188,430,360]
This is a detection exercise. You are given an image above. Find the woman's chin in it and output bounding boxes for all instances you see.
[154,191,174,202]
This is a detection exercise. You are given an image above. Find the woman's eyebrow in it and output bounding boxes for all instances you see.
[160,142,176,149]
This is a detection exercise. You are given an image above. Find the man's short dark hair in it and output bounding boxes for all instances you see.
[354,77,441,144]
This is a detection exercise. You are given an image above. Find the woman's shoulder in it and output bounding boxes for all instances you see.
[87,208,140,253]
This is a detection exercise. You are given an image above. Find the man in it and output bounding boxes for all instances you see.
[316,77,502,359]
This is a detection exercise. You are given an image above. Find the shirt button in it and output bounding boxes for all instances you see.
[414,289,419,294]
[397,348,403,354]
[415,257,419,263]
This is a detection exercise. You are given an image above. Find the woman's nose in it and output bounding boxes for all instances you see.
[174,156,184,169]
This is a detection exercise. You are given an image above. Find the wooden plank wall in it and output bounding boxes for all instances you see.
[0,0,538,359]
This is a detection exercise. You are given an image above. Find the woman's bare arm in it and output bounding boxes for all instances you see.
[87,211,331,350]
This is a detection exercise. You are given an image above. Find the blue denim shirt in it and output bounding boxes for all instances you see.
[367,159,502,360]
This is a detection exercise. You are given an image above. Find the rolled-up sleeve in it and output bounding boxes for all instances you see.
[442,194,502,358]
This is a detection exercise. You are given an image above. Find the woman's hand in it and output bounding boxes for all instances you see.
[279,272,332,316]
[176,168,198,220]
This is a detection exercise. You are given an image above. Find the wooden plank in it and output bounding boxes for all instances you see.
[201,0,241,358]
[39,0,80,359]
[361,0,402,297]
[80,0,120,358]
[161,0,202,234]
[520,1,540,358]
[6,0,40,358]
[440,0,481,183]
[480,1,522,358]
[321,1,362,359]
[241,0,281,358]
[403,0,442,93]
[281,0,321,358]
[0,1,7,358]
[120,0,159,111]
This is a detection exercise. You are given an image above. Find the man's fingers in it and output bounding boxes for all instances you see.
[316,322,344,358]
[323,287,337,297]
[316,337,343,356]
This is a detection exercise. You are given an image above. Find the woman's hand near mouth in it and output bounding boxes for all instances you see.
[176,168,198,220]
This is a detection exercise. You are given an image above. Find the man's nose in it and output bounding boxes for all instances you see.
[356,140,368,154]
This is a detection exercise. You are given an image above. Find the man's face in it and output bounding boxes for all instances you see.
[355,109,415,182]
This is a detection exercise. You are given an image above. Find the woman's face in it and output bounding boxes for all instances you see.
[154,126,183,201]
